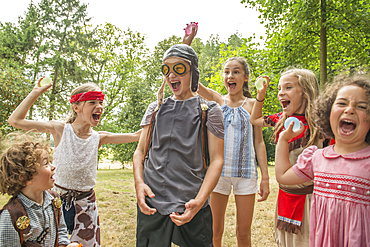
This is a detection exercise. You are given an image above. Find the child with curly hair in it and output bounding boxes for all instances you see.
[275,73,370,246]
[0,135,79,246]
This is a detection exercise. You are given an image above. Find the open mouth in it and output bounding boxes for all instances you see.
[228,83,236,90]
[171,81,181,90]
[339,119,356,134]
[92,113,101,122]
[280,100,291,109]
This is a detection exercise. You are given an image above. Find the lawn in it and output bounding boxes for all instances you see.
[0,166,278,246]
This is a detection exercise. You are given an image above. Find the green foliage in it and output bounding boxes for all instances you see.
[80,23,148,162]
[262,127,276,163]
[203,33,280,152]
[2,0,369,164]
[0,60,33,135]
[241,0,370,84]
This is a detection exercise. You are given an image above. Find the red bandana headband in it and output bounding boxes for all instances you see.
[69,91,105,103]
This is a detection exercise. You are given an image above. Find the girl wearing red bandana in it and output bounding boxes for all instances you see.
[250,69,323,247]
[8,80,141,247]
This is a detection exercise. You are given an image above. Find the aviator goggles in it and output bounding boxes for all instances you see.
[161,62,191,77]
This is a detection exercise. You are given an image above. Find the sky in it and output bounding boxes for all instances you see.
[0,0,266,51]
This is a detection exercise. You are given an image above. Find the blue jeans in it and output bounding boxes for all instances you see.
[62,199,76,234]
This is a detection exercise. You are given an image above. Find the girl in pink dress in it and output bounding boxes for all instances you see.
[275,73,370,247]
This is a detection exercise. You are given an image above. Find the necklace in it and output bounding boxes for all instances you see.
[71,124,92,136]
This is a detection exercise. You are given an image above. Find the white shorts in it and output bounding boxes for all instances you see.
[213,176,258,196]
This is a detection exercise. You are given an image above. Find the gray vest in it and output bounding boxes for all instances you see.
[144,96,215,215]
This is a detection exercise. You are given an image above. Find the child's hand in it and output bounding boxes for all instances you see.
[135,182,157,215]
[33,77,53,92]
[257,178,270,202]
[169,199,202,226]
[182,22,198,46]
[280,120,305,142]
[66,243,83,247]
[255,75,269,94]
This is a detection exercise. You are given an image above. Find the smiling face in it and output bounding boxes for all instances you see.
[29,149,55,191]
[163,57,195,100]
[278,73,307,115]
[74,100,104,127]
[223,60,248,96]
[330,85,370,149]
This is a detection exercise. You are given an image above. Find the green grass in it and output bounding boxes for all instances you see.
[1,167,278,246]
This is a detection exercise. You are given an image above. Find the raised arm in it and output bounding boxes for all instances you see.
[275,121,306,185]
[8,79,63,137]
[170,130,224,226]
[182,22,198,46]
[181,24,224,105]
[250,76,273,127]
[198,83,224,106]
[132,125,156,215]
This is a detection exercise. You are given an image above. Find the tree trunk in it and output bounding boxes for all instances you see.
[320,0,327,86]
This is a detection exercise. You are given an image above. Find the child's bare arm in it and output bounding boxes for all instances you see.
[182,22,197,46]
[198,83,224,106]
[181,24,225,105]
[250,76,273,127]
[253,124,270,202]
[275,121,307,185]
[8,79,57,134]
[133,125,156,215]
[98,129,142,147]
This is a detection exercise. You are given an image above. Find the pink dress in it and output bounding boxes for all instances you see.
[293,145,370,247]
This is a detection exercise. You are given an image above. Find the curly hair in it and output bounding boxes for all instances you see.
[66,83,101,124]
[272,68,321,147]
[314,73,370,143]
[0,137,50,196]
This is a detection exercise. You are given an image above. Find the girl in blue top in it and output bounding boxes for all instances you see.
[197,57,270,247]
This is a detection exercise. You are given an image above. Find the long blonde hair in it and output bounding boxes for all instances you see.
[66,83,101,124]
[273,68,320,147]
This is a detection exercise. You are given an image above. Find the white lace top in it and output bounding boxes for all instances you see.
[53,123,100,191]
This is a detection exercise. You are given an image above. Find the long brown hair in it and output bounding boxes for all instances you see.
[224,57,252,98]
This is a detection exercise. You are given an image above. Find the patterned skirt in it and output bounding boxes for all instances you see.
[54,186,101,246]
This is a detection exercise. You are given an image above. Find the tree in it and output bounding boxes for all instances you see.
[0,60,32,135]
[241,0,370,85]
[78,23,148,163]
[203,33,280,162]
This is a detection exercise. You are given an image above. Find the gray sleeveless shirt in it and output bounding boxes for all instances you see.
[140,95,224,215]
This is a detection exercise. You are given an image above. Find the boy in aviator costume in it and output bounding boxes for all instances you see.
[133,44,224,247]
